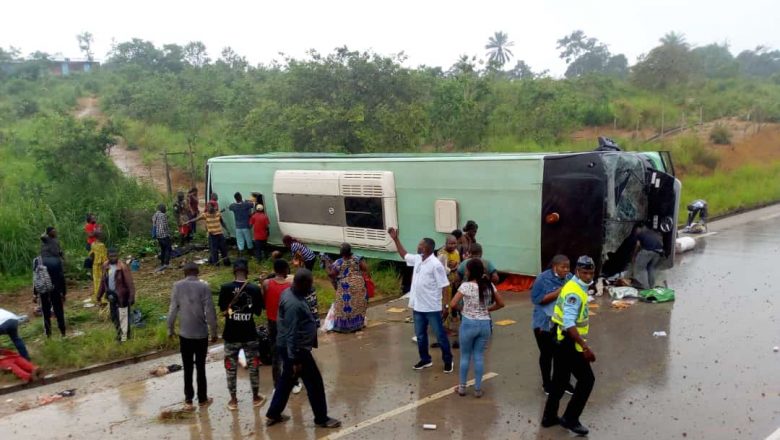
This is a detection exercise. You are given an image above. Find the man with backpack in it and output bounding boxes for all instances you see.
[219,259,264,410]
[36,227,66,337]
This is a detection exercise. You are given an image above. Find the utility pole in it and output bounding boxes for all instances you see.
[163,150,173,199]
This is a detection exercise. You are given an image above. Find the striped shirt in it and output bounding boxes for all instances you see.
[152,211,170,238]
[291,242,315,262]
[204,212,223,235]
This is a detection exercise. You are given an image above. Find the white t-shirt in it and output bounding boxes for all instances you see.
[458,281,496,320]
[405,253,450,313]
[0,308,19,326]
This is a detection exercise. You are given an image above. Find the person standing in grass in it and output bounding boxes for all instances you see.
[219,259,264,411]
[326,243,370,333]
[38,227,66,337]
[97,248,136,342]
[189,203,231,266]
[187,187,199,235]
[0,308,30,361]
[249,204,270,262]
[84,213,99,251]
[168,263,218,410]
[449,258,504,398]
[229,192,255,258]
[174,191,192,247]
[282,235,316,270]
[152,204,173,270]
[89,233,108,304]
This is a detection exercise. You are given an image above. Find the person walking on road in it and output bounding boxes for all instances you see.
[152,204,173,270]
[168,263,219,410]
[265,269,341,429]
[531,254,574,395]
[219,259,264,410]
[0,308,30,360]
[632,224,664,289]
[387,228,454,373]
[249,204,271,262]
[38,227,66,337]
[449,258,504,397]
[542,255,597,436]
[229,192,255,258]
[97,248,136,342]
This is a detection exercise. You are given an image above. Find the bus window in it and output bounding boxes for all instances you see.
[344,197,384,230]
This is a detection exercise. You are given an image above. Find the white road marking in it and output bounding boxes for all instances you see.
[320,372,499,440]
[765,426,780,440]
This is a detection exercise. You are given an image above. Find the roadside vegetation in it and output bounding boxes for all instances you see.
[1,30,780,374]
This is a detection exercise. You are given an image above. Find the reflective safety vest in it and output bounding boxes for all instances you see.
[551,279,590,352]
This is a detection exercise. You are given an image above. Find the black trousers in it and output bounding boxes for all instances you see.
[533,328,556,391]
[180,337,208,402]
[266,348,328,424]
[158,237,172,266]
[543,334,595,423]
[40,292,66,337]
[253,240,267,262]
[687,206,708,226]
[208,234,230,266]
[304,258,315,271]
[267,320,282,387]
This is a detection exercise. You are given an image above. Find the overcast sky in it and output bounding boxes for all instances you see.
[3,0,777,76]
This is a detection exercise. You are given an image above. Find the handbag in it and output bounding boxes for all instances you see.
[363,273,376,299]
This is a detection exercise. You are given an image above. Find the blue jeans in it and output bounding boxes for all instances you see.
[235,228,254,251]
[413,311,453,364]
[0,318,30,360]
[459,317,491,390]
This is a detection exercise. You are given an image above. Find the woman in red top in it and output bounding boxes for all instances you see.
[84,213,99,251]
[249,204,271,262]
[261,258,292,387]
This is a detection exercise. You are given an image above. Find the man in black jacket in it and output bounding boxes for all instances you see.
[265,269,341,429]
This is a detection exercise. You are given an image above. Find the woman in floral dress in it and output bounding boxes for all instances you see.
[327,243,370,333]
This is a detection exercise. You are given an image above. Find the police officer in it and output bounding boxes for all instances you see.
[541,255,596,436]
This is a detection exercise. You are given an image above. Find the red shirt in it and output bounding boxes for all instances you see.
[264,278,290,321]
[85,223,97,245]
[249,212,270,240]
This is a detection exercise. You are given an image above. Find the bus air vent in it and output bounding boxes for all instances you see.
[345,227,386,242]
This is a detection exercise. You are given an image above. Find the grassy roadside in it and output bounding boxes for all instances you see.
[0,247,402,384]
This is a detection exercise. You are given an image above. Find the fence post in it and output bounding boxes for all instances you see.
[163,150,173,199]
[187,140,196,189]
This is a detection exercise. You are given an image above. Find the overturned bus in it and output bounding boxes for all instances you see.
[206,149,680,276]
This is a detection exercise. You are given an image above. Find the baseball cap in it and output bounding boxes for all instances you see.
[576,255,595,269]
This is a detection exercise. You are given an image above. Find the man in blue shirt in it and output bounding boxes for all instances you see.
[229,192,255,258]
[531,255,573,395]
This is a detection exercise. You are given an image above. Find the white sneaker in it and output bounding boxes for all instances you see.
[411,336,418,343]
[292,382,303,394]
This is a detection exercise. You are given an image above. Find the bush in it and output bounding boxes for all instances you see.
[709,124,732,144]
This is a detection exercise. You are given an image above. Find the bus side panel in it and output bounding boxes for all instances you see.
[541,153,607,272]
[208,158,543,275]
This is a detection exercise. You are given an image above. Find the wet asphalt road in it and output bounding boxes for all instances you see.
[1,206,779,439]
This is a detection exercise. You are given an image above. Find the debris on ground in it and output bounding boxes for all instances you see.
[611,299,637,310]
[653,331,668,337]
[159,408,196,421]
[773,346,778,352]
[386,307,406,313]
[494,319,517,326]
[422,424,437,430]
[639,287,676,303]
[37,389,76,406]
[607,286,639,299]
[149,364,183,377]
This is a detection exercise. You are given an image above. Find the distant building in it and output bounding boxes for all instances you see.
[0,58,99,77]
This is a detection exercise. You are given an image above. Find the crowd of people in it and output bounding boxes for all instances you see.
[3,184,688,437]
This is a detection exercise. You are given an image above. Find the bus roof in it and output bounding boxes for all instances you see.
[207,151,586,163]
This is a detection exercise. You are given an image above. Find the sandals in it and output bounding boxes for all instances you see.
[227,399,238,411]
[253,395,265,407]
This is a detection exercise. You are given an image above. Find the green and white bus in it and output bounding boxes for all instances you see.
[206,150,680,276]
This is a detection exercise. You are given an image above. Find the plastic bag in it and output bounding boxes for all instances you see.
[607,286,639,299]
[320,303,336,333]
[639,287,675,303]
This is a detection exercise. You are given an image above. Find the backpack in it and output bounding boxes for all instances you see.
[33,257,54,294]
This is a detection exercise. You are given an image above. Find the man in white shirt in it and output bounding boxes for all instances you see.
[388,228,453,373]
[0,308,29,360]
